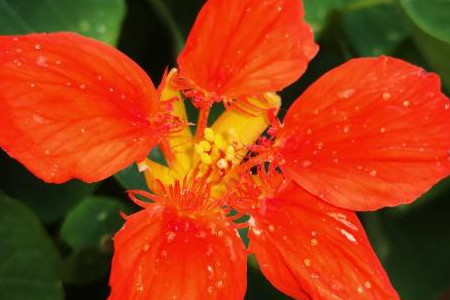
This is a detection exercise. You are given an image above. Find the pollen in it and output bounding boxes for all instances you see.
[216,158,228,169]
[213,134,226,150]
[225,145,235,161]
[195,140,211,154]
[200,152,213,165]
[204,128,215,142]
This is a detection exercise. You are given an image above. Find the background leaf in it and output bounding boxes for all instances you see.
[361,189,450,300]
[0,0,126,45]
[342,2,407,56]
[0,192,63,300]
[60,196,126,251]
[398,0,450,43]
[0,150,97,224]
[398,0,450,92]
[303,0,347,35]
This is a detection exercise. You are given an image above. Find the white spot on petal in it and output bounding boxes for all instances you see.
[338,89,355,99]
[340,229,357,243]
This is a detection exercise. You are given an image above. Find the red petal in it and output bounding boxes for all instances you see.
[277,56,450,210]
[178,0,318,99]
[249,182,399,299]
[109,205,247,300]
[0,33,168,183]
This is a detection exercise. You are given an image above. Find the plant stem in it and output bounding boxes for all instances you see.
[145,0,185,55]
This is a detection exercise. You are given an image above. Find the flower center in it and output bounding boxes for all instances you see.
[136,68,282,222]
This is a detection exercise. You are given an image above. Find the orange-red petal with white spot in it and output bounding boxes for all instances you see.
[178,0,318,100]
[249,182,399,300]
[277,56,450,211]
[109,205,247,300]
[0,33,170,183]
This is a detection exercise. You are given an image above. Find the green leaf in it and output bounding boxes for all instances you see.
[0,0,126,45]
[411,27,450,92]
[303,0,347,35]
[0,192,63,300]
[0,150,97,224]
[361,194,450,300]
[398,0,450,43]
[61,196,126,251]
[398,0,450,91]
[343,3,407,56]
[62,248,111,285]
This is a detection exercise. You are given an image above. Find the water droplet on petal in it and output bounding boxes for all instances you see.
[36,55,48,67]
[382,92,391,100]
[364,281,372,289]
[337,89,355,99]
[13,59,22,67]
[216,280,224,288]
[403,100,410,107]
[340,229,357,243]
[370,169,377,177]
[301,160,312,168]
[310,238,318,246]
[34,44,42,50]
[303,258,312,267]
[166,231,176,242]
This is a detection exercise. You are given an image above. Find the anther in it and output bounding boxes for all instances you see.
[204,128,215,142]
[200,153,213,165]
[213,134,226,150]
[225,145,235,161]
[216,158,228,169]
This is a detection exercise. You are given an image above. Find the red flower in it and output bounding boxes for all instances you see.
[0,0,449,299]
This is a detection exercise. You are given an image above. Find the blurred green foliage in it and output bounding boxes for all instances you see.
[0,0,449,299]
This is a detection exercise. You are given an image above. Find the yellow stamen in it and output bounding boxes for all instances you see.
[213,134,226,150]
[199,140,211,152]
[141,159,177,195]
[204,128,215,142]
[200,152,213,165]
[159,68,194,173]
[216,158,228,170]
[211,92,281,165]
[225,145,235,161]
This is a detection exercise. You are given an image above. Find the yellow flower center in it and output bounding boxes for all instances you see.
[138,68,281,210]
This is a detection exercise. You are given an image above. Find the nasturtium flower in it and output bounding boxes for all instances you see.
[0,0,449,299]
